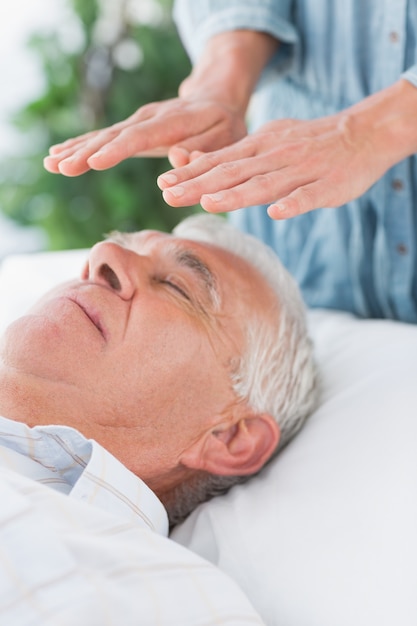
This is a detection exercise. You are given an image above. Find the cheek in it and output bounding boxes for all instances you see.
[0,305,106,390]
[110,319,229,422]
[123,307,202,366]
[114,322,207,393]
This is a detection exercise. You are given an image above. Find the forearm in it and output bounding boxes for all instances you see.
[179,30,279,116]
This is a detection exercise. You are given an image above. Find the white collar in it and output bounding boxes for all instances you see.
[0,415,168,535]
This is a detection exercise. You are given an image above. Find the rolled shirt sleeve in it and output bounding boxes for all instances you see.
[173,0,298,76]
[402,63,417,89]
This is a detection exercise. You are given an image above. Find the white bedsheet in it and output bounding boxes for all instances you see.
[0,467,264,625]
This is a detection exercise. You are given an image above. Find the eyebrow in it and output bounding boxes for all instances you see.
[174,249,220,309]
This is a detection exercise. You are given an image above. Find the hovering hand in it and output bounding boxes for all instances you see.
[158,107,398,219]
[44,97,247,176]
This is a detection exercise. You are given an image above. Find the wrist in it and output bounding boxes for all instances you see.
[344,79,417,168]
[179,30,278,115]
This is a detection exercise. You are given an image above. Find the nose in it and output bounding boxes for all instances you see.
[83,241,141,300]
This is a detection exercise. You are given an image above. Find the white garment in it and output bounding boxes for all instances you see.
[0,416,264,625]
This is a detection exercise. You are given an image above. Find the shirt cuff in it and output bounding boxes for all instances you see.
[401,64,417,89]
[173,0,298,77]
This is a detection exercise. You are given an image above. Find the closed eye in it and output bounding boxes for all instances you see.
[160,279,191,301]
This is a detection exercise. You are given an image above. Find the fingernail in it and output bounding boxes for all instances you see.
[159,173,178,185]
[269,203,286,213]
[203,192,224,203]
[267,203,287,219]
[165,185,184,198]
[89,149,106,159]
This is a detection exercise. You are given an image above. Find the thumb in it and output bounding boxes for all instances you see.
[168,146,191,168]
[168,123,233,167]
[189,150,205,162]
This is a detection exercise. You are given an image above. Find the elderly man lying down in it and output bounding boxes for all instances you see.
[0,214,317,625]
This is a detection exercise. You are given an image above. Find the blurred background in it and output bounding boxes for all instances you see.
[0,0,198,264]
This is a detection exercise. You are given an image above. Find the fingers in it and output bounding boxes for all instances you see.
[158,152,268,207]
[157,130,290,208]
[158,138,259,192]
[44,137,97,174]
[158,134,339,218]
[168,147,191,168]
[48,129,103,155]
[267,182,325,219]
[203,168,324,215]
[200,171,292,213]
[160,148,321,214]
[44,126,127,175]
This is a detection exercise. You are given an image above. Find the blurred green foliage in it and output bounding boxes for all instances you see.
[0,0,199,250]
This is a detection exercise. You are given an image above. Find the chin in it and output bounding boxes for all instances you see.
[0,312,92,386]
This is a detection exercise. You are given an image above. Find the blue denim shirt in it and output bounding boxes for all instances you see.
[174,0,417,322]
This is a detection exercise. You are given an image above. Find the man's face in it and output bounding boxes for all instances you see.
[0,229,277,489]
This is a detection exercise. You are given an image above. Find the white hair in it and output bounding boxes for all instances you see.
[174,213,317,446]
[166,213,318,525]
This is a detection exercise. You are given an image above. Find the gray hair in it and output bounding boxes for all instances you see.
[166,214,318,526]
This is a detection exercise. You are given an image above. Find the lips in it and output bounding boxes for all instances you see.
[66,294,107,340]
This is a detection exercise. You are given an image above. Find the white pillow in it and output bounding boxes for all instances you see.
[0,249,88,333]
[172,310,417,626]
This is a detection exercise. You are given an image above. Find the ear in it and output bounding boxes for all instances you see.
[181,413,280,476]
